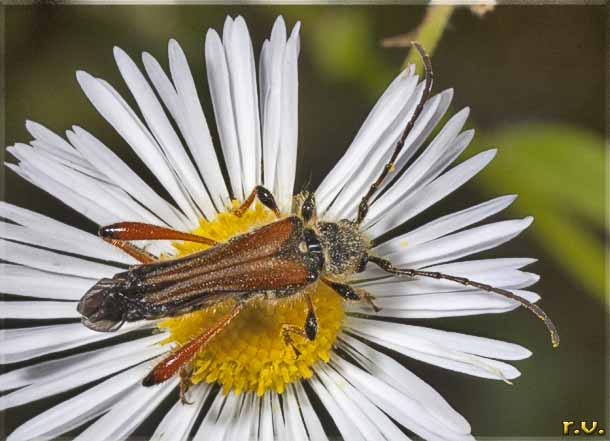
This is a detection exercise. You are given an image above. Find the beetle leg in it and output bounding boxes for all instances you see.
[281,294,317,358]
[304,293,318,340]
[179,365,194,405]
[99,222,217,246]
[142,301,244,387]
[233,186,281,218]
[102,237,158,264]
[322,278,381,312]
[300,191,317,225]
[281,325,308,358]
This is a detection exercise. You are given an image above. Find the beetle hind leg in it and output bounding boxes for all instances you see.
[142,302,244,388]
[280,293,318,358]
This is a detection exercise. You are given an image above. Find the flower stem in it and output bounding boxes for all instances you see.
[399,6,455,72]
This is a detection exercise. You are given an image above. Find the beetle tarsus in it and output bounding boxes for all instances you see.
[179,365,194,405]
[281,324,308,358]
[234,186,281,218]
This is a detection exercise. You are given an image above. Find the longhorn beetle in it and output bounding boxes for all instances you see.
[78,43,559,402]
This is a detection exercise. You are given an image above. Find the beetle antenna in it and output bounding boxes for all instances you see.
[301,171,313,193]
[368,255,560,348]
[356,42,433,224]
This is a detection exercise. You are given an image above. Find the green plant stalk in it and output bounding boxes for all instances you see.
[403,5,455,71]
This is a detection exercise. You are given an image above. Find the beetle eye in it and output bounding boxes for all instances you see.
[356,255,368,273]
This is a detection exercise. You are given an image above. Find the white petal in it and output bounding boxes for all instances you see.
[70,125,187,230]
[386,217,534,269]
[309,375,367,441]
[367,109,470,221]
[9,143,150,224]
[338,333,470,435]
[224,16,262,197]
[321,363,416,441]
[316,68,417,213]
[374,88,454,198]
[7,160,120,226]
[195,389,238,441]
[229,393,257,441]
[27,135,93,167]
[260,17,287,192]
[0,264,96,300]
[347,289,540,318]
[394,322,530,359]
[193,390,226,441]
[27,139,111,183]
[330,355,474,441]
[167,40,231,210]
[271,389,287,440]
[0,301,79,320]
[250,393,262,441]
[325,78,422,220]
[345,317,523,381]
[8,159,173,256]
[0,341,167,410]
[203,29,243,200]
[293,381,328,441]
[316,365,390,441]
[374,195,517,257]
[0,322,151,364]
[74,372,178,441]
[98,77,202,224]
[0,334,165,392]
[76,70,199,226]
[426,257,537,274]
[348,318,531,360]
[259,41,270,121]
[354,269,539,295]
[6,361,155,441]
[283,385,309,441]
[0,202,134,264]
[0,222,135,266]
[365,150,497,237]
[113,46,218,218]
[0,240,122,279]
[327,88,455,221]
[366,306,527,319]
[259,391,273,441]
[274,22,300,212]
[25,120,75,155]
[151,384,211,441]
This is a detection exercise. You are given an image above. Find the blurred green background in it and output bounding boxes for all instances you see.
[2,4,607,439]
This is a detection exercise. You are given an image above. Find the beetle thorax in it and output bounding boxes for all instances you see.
[317,220,370,277]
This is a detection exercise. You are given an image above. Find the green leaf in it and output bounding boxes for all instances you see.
[472,123,606,302]
[476,124,605,228]
[533,211,605,301]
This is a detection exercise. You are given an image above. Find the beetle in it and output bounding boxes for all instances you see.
[78,43,558,402]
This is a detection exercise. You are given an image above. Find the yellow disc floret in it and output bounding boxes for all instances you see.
[158,202,344,396]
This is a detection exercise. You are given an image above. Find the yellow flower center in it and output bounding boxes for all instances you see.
[158,202,344,396]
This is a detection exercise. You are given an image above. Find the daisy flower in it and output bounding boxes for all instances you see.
[1,15,556,441]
